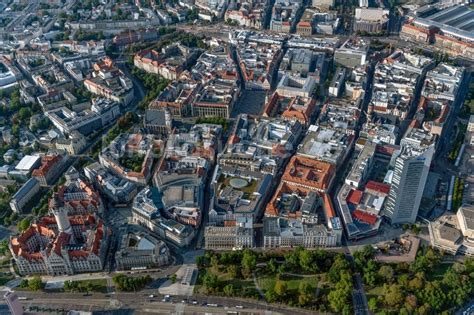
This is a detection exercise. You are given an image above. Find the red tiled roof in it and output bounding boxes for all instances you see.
[376,144,397,156]
[365,180,391,195]
[298,21,312,28]
[32,155,61,177]
[353,209,377,225]
[347,189,363,205]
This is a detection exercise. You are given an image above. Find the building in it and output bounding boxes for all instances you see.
[49,167,105,216]
[328,67,346,97]
[312,0,334,8]
[115,226,170,270]
[318,99,361,134]
[297,125,354,168]
[149,80,198,118]
[263,92,317,127]
[11,155,41,180]
[353,8,390,33]
[55,131,87,155]
[204,217,255,250]
[84,162,138,205]
[400,24,437,43]
[282,156,335,193]
[84,57,133,106]
[263,184,342,248]
[334,38,368,68]
[224,9,263,29]
[468,115,474,132]
[237,42,281,90]
[0,60,18,92]
[276,75,316,98]
[191,78,239,118]
[134,44,201,80]
[412,5,474,59]
[383,131,435,224]
[296,21,313,36]
[10,178,40,213]
[99,133,162,185]
[131,187,195,247]
[45,107,102,136]
[278,48,325,82]
[457,205,474,239]
[345,141,376,188]
[10,213,108,276]
[429,212,474,256]
[31,154,68,186]
[422,63,464,102]
[144,108,173,135]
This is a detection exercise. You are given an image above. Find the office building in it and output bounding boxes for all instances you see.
[383,132,435,224]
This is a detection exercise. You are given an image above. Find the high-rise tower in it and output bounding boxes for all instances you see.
[384,130,435,224]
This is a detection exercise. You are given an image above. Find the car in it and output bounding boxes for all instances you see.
[149,295,155,298]
[235,305,244,309]
[192,300,198,305]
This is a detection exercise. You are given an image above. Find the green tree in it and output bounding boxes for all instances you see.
[19,279,29,288]
[241,249,257,279]
[299,249,314,273]
[202,272,220,294]
[18,108,31,121]
[223,284,235,296]
[274,279,288,298]
[363,260,378,286]
[28,276,43,291]
[368,297,378,312]
[265,288,277,302]
[17,218,30,232]
[378,265,394,283]
[227,264,240,279]
[418,281,447,311]
[267,258,278,274]
[408,275,424,291]
[328,255,351,283]
[328,287,350,312]
[298,282,314,306]
[384,284,405,307]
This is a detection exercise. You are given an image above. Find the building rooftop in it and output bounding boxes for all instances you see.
[414,5,474,42]
[282,156,335,192]
[297,125,354,166]
[15,155,41,172]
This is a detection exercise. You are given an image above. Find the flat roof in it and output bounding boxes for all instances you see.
[15,155,41,171]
